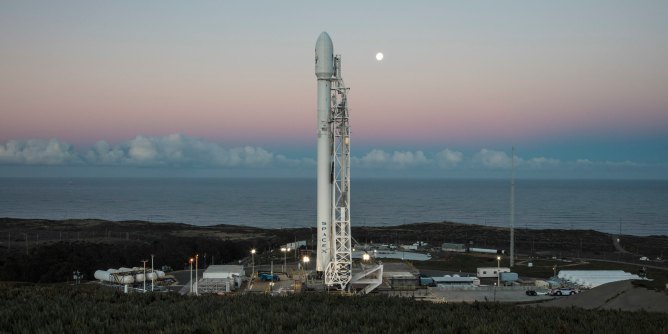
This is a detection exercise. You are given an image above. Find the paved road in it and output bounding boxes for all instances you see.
[426,286,553,303]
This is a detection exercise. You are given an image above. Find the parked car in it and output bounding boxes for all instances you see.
[525,289,549,296]
[259,273,280,282]
[549,288,579,296]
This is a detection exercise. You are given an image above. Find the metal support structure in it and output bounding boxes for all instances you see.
[324,54,352,289]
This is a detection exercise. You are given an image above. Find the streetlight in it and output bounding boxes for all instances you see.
[281,247,290,273]
[151,254,155,292]
[251,249,256,278]
[141,260,148,292]
[189,257,194,294]
[195,254,199,296]
[496,256,501,287]
[302,256,310,283]
[362,253,370,262]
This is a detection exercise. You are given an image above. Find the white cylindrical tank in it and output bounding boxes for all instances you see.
[94,270,111,282]
[469,247,503,254]
[118,267,133,273]
[118,275,135,284]
[156,270,165,278]
[135,273,146,282]
[147,272,158,281]
[108,268,119,274]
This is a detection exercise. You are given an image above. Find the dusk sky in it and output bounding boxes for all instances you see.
[1,1,667,178]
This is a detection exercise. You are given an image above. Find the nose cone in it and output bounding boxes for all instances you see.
[315,31,334,79]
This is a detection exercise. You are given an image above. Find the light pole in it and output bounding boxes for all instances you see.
[189,257,194,294]
[496,256,501,287]
[141,260,148,292]
[281,247,290,273]
[302,256,310,283]
[195,254,199,296]
[251,249,256,278]
[151,254,155,292]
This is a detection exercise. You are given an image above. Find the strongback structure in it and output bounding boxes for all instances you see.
[315,32,352,290]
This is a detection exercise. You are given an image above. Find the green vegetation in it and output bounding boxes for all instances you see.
[1,283,665,333]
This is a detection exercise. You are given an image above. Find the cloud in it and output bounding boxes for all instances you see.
[354,149,430,169]
[86,134,276,167]
[275,155,316,168]
[525,157,560,168]
[473,148,513,168]
[435,149,463,168]
[0,139,79,165]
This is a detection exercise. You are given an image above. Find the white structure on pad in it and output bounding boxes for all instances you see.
[558,270,645,288]
[198,265,245,293]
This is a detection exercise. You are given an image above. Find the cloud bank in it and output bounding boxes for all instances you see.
[1,134,311,168]
[0,135,658,178]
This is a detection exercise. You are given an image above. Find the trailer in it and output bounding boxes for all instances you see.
[476,267,511,278]
[432,275,480,286]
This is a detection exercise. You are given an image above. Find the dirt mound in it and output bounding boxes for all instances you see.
[539,280,668,313]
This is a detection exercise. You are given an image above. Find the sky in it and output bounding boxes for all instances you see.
[1,0,667,178]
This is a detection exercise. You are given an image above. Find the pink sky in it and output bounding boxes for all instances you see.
[1,1,667,168]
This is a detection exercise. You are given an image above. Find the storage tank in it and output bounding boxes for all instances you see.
[94,270,111,282]
[135,273,146,282]
[147,272,158,281]
[156,270,166,279]
[469,247,505,255]
[117,275,135,284]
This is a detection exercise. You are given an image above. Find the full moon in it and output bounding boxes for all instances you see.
[376,52,384,61]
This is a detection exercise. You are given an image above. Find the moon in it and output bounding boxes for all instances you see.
[376,52,384,61]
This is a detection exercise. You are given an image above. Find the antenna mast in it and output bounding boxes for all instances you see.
[510,147,515,267]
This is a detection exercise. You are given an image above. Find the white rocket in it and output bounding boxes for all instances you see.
[315,31,334,273]
[314,32,352,289]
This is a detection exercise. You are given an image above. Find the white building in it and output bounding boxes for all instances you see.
[198,265,245,293]
[476,267,511,278]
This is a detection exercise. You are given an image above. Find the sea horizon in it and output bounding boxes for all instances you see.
[1,177,666,237]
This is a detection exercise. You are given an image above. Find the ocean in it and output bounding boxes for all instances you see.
[0,178,666,236]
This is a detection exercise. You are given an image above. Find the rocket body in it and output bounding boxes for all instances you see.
[315,32,334,272]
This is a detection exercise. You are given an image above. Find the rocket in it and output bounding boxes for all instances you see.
[315,32,334,272]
